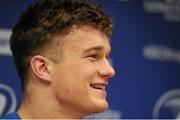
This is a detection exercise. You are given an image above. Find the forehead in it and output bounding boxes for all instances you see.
[61,25,111,53]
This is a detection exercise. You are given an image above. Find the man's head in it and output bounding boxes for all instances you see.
[10,0,115,118]
[10,0,112,91]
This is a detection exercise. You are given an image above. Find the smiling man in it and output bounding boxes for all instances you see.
[3,0,115,119]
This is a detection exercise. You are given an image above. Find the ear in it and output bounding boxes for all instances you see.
[30,55,51,82]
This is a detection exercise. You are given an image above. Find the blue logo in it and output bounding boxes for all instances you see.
[153,89,180,119]
[0,83,17,116]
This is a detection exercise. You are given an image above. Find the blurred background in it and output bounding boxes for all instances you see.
[0,0,180,119]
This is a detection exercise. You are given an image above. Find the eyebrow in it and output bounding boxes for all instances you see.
[83,46,111,54]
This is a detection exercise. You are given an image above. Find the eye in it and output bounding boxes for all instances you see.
[88,54,97,59]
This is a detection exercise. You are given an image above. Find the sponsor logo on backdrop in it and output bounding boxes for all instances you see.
[0,29,12,56]
[143,45,180,64]
[0,83,17,116]
[153,89,180,119]
[143,0,180,22]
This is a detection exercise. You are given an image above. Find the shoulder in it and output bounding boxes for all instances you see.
[0,112,21,119]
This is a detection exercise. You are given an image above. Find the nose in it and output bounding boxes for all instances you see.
[98,58,115,79]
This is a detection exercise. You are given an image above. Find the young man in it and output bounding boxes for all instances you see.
[3,0,115,119]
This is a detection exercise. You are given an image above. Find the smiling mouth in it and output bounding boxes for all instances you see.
[90,84,106,91]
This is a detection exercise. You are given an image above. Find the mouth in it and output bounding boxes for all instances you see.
[90,83,107,91]
[89,82,108,97]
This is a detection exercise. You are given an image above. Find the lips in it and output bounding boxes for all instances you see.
[90,82,107,91]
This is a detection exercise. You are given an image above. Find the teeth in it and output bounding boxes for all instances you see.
[90,84,105,90]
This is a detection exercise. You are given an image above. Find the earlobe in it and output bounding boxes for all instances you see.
[30,55,51,82]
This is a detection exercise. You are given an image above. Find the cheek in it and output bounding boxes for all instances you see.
[51,62,98,96]
[65,61,98,84]
[51,65,85,95]
[82,63,98,80]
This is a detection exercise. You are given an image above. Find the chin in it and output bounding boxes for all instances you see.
[81,97,109,116]
[96,100,109,112]
[89,99,109,114]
